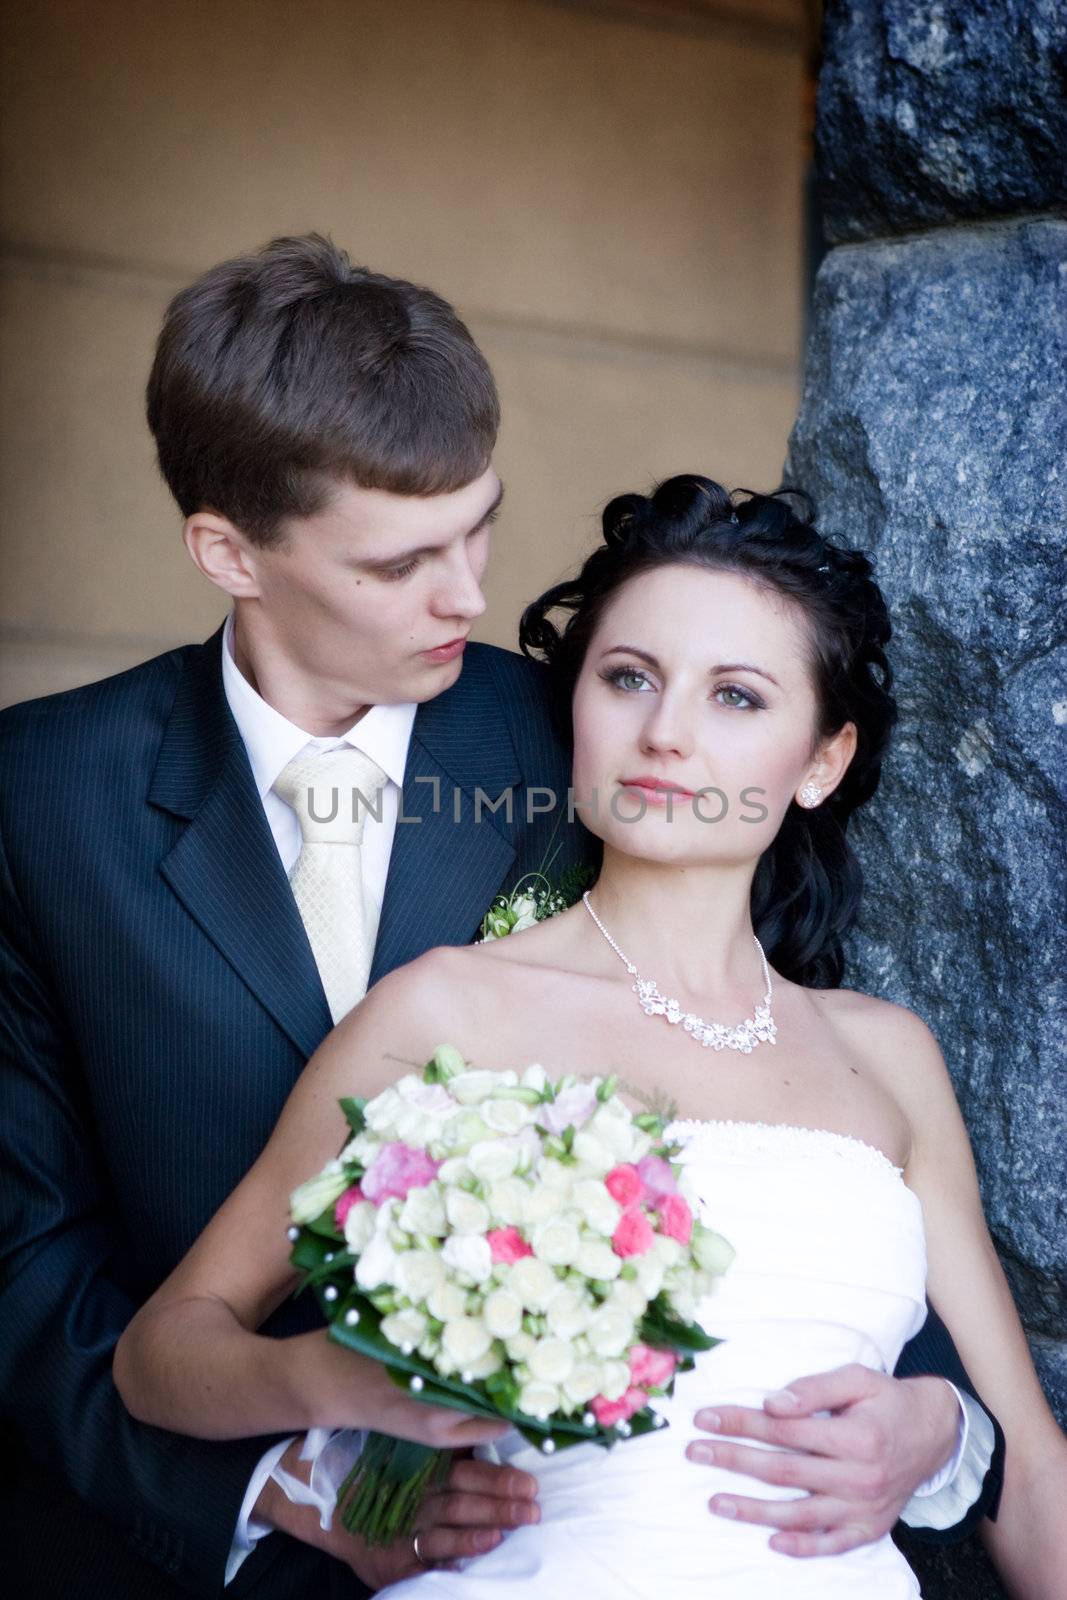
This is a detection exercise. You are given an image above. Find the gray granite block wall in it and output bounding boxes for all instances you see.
[786,5,1067,1595]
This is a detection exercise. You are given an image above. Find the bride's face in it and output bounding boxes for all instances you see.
[569,563,856,867]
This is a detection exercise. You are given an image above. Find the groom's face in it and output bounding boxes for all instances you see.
[240,467,501,714]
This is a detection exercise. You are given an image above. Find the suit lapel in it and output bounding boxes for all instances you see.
[368,660,521,986]
[149,630,331,1059]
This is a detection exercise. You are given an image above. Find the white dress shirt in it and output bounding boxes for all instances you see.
[220,613,416,1582]
[217,613,993,1580]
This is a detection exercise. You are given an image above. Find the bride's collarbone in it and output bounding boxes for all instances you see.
[444,962,911,1168]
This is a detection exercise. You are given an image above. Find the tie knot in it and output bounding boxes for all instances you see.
[273,746,389,845]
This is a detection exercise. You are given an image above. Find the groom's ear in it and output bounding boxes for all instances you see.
[183,510,263,599]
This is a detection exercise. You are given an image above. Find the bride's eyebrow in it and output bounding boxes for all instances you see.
[599,645,780,689]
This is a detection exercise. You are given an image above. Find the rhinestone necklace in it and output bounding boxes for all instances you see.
[581,891,777,1054]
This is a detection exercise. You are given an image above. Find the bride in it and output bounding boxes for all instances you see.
[115,475,1064,1596]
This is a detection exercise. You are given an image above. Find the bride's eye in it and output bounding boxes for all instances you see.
[714,683,763,710]
[599,665,655,693]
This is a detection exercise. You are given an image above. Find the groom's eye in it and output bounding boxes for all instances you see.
[379,558,421,582]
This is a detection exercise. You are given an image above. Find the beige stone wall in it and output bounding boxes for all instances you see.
[0,0,805,706]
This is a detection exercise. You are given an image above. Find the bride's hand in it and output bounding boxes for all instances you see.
[288,1331,511,1448]
[684,1365,961,1558]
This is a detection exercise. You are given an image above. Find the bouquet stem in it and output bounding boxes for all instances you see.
[337,1432,452,1547]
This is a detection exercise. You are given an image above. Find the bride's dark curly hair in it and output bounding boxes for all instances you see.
[519,474,898,990]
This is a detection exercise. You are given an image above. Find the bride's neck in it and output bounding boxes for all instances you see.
[587,851,764,1008]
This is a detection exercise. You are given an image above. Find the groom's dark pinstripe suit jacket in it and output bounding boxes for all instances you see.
[0,631,1001,1599]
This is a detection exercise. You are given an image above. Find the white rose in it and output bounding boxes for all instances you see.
[633,1252,665,1299]
[521,1064,548,1093]
[289,1167,348,1225]
[380,1307,428,1351]
[665,1283,697,1321]
[486,1177,528,1226]
[561,1361,602,1407]
[441,1233,493,1285]
[340,1131,379,1164]
[449,1071,498,1105]
[481,1098,532,1136]
[442,1316,493,1368]
[364,1087,404,1135]
[527,1336,575,1385]
[596,1359,632,1401]
[393,1105,444,1147]
[571,1130,613,1175]
[505,1330,538,1363]
[427,1281,469,1322]
[506,1256,562,1312]
[575,1239,621,1281]
[445,1189,490,1235]
[355,1233,400,1291]
[462,1347,504,1380]
[608,1277,648,1318]
[440,1110,492,1155]
[530,1216,582,1268]
[482,1288,523,1340]
[653,1235,684,1270]
[586,1303,634,1359]
[398,1183,447,1237]
[545,1287,592,1340]
[517,1381,560,1421]
[692,1225,736,1276]
[342,1200,377,1254]
[523,1184,564,1226]
[538,1157,576,1191]
[395,1249,447,1304]
[436,1156,473,1186]
[467,1139,519,1182]
[571,1179,622,1237]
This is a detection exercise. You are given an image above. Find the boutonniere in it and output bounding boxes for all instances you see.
[479,859,594,942]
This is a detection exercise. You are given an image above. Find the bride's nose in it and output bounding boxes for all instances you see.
[638,692,694,760]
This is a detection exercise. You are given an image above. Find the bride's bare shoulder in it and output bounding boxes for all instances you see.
[310,944,511,1100]
[810,984,949,1082]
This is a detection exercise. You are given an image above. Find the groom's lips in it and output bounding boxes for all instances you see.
[422,635,468,663]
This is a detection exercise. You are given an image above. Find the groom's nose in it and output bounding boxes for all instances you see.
[431,548,488,622]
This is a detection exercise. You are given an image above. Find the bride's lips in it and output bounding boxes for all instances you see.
[421,636,468,663]
[618,776,697,807]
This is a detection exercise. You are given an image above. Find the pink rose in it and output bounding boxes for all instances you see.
[612,1207,656,1258]
[361,1142,440,1204]
[659,1194,693,1244]
[605,1164,645,1208]
[590,1387,648,1428]
[334,1185,366,1228]
[636,1155,677,1206]
[628,1343,678,1388]
[487,1226,534,1264]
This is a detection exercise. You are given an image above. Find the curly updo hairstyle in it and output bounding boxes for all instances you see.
[519,474,898,990]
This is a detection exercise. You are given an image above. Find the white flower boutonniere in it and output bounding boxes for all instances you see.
[479,863,593,942]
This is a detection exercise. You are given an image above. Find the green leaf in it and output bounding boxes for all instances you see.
[339,1097,366,1136]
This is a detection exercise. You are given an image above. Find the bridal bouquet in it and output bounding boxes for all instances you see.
[288,1045,734,1547]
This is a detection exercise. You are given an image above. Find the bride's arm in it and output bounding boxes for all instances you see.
[114,953,502,1450]
[894,1009,1067,1600]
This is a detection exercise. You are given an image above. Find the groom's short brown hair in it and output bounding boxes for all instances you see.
[146,234,499,546]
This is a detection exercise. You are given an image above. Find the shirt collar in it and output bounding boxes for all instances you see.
[221,611,417,797]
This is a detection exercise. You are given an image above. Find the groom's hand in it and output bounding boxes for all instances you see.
[685,1365,961,1558]
[258,1444,539,1586]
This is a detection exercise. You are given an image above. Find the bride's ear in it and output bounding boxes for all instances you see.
[798,721,858,808]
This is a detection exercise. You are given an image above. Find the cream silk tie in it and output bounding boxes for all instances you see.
[273,746,389,1024]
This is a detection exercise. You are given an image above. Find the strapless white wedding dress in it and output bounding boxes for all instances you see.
[380,1119,927,1598]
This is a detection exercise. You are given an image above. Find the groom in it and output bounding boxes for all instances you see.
[0,235,1001,1599]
